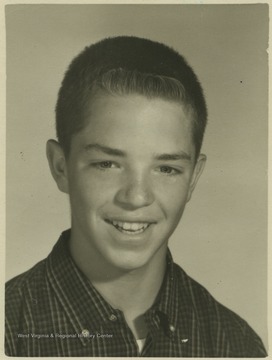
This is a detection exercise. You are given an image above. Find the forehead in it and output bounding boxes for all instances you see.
[73,93,195,157]
[85,92,192,126]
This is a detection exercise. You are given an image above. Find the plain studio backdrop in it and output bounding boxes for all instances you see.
[5,4,268,349]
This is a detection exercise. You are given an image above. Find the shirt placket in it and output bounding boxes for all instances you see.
[101,310,139,357]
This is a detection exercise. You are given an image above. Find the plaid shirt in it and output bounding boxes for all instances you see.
[5,230,267,357]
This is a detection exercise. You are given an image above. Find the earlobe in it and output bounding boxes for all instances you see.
[46,140,69,194]
[186,154,206,202]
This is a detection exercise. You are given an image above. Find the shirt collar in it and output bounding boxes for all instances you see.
[46,229,192,344]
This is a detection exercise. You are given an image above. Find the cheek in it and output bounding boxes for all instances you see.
[69,174,115,212]
[156,182,191,220]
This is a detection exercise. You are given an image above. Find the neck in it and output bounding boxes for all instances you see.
[94,258,166,339]
[92,254,166,311]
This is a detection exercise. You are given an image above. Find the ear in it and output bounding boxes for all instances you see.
[46,140,69,194]
[186,154,206,202]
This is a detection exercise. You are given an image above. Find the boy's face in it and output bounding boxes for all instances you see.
[50,94,205,271]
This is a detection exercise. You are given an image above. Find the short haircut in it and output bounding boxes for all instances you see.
[56,36,208,158]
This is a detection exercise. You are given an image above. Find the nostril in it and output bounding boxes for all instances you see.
[114,183,154,209]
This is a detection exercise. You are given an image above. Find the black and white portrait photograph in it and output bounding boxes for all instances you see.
[4,1,269,357]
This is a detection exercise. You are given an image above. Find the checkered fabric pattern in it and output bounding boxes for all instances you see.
[5,230,267,357]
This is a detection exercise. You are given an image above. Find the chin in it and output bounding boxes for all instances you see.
[101,248,145,270]
[111,257,148,272]
[106,245,165,273]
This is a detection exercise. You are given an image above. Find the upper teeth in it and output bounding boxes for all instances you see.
[112,221,149,231]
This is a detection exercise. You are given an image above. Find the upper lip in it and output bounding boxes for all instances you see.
[105,217,157,224]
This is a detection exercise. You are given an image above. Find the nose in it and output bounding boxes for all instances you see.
[115,173,155,210]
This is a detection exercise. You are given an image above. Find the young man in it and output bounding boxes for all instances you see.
[5,36,267,357]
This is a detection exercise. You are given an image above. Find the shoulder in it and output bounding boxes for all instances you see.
[5,260,47,355]
[6,259,49,322]
[173,263,267,357]
[6,259,47,298]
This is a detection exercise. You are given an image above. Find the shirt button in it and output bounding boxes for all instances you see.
[81,329,90,337]
[109,314,117,321]
[169,324,175,332]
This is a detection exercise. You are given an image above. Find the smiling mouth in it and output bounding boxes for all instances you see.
[106,220,151,235]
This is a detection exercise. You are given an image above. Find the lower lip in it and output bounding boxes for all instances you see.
[113,223,150,235]
[106,220,152,237]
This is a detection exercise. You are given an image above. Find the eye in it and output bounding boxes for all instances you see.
[99,161,113,169]
[91,161,117,170]
[159,166,179,175]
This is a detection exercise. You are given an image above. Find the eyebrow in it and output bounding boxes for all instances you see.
[84,143,191,161]
[155,152,192,161]
[84,143,126,157]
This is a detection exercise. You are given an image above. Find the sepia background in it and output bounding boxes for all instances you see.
[5,4,268,348]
